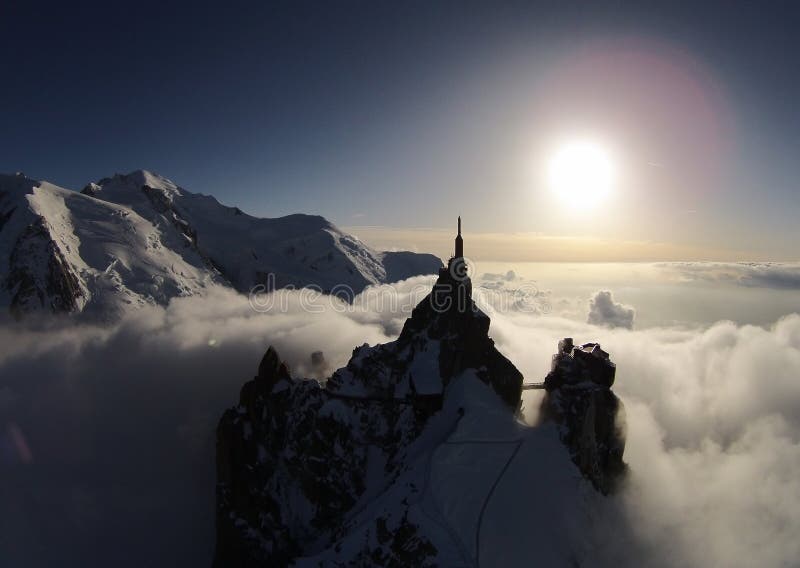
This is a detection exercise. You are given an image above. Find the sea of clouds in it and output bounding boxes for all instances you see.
[1,273,799,567]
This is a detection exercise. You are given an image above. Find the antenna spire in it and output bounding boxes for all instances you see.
[454,216,464,258]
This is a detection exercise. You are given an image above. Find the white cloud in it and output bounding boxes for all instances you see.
[587,289,636,329]
[489,310,800,567]
[0,286,393,566]
[479,269,518,282]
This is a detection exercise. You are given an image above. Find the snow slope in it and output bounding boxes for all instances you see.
[0,170,442,318]
[83,171,438,294]
[297,373,591,567]
[0,173,213,319]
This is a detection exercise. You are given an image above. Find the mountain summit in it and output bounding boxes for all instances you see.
[0,171,441,318]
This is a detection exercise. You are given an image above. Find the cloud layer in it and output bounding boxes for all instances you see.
[662,261,800,289]
[0,287,395,566]
[1,280,799,567]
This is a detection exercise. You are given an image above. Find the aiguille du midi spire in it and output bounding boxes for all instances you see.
[437,216,471,306]
[454,215,463,259]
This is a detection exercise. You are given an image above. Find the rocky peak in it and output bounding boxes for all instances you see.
[539,338,628,494]
[80,182,101,197]
[257,345,290,384]
[327,260,523,409]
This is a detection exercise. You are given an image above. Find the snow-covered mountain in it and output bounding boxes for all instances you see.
[215,261,627,566]
[0,170,442,318]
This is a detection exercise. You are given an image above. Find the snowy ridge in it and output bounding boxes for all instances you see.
[0,170,442,318]
[0,173,212,318]
[83,171,393,293]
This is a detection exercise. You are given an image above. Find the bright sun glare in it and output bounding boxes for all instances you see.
[548,140,615,210]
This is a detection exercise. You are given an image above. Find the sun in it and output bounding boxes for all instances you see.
[547,140,615,210]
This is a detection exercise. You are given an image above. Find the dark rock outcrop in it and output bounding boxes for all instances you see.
[214,345,436,566]
[309,350,327,377]
[80,182,101,197]
[6,217,84,318]
[539,338,628,494]
[141,183,199,247]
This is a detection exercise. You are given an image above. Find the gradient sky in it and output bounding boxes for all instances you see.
[2,0,798,260]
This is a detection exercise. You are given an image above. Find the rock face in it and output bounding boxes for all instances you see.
[214,262,523,566]
[326,262,523,409]
[6,217,85,317]
[539,338,628,494]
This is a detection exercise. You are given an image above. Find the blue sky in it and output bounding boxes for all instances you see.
[2,1,798,259]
